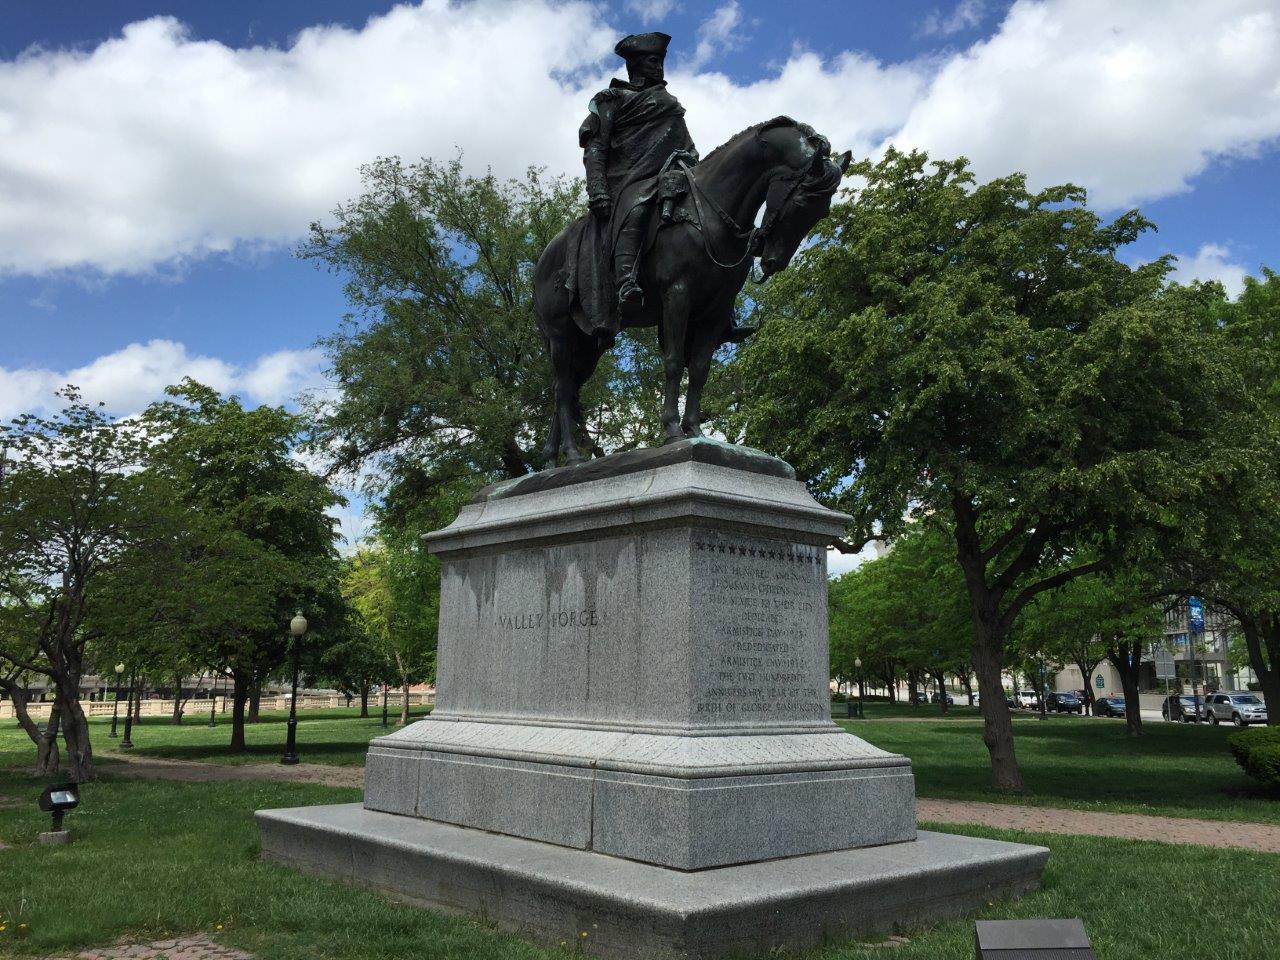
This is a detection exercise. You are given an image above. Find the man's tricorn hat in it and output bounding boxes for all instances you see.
[615,32,672,60]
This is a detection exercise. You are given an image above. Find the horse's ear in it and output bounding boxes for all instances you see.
[837,150,853,173]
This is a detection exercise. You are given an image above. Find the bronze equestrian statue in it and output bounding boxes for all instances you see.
[534,32,851,466]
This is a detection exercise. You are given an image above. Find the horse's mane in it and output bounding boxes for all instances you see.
[699,115,817,167]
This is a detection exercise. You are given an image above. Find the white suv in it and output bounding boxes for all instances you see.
[1201,692,1268,727]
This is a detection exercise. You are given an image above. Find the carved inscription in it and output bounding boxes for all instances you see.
[494,607,602,631]
[694,536,827,721]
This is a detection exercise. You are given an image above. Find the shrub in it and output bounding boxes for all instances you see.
[1228,725,1280,789]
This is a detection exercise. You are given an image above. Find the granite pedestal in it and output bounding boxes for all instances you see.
[257,440,1048,956]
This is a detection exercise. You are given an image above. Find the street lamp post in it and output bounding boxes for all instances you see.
[208,667,220,727]
[108,662,125,738]
[854,657,864,719]
[120,669,135,749]
[281,610,307,765]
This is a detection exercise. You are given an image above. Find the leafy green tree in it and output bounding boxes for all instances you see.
[829,524,970,710]
[302,157,665,502]
[1017,573,1111,715]
[730,150,1242,787]
[141,380,345,750]
[1175,271,1280,722]
[0,390,160,779]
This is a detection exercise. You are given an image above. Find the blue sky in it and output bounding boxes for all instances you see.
[2,1,1278,548]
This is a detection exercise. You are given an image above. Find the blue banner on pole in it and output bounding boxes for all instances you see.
[1188,597,1205,634]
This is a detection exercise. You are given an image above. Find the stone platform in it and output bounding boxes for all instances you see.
[258,804,1049,960]
[258,439,1048,956]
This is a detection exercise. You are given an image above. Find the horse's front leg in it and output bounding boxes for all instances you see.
[681,313,725,437]
[660,281,690,443]
[547,336,583,465]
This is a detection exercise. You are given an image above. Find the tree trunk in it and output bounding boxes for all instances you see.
[1241,615,1279,725]
[248,681,261,723]
[360,684,370,718]
[906,670,920,708]
[131,677,142,722]
[960,669,974,706]
[1074,656,1099,715]
[37,699,64,775]
[932,670,949,713]
[230,673,249,751]
[1,676,57,772]
[171,670,185,724]
[56,678,96,781]
[971,628,1024,789]
[1107,636,1144,736]
[953,510,1025,791]
[399,676,410,726]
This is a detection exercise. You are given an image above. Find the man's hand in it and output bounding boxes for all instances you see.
[590,196,612,221]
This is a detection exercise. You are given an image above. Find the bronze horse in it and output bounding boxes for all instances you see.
[534,117,851,466]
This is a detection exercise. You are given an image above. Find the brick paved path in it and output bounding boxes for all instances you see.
[76,935,250,959]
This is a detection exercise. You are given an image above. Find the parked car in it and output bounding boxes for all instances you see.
[1094,696,1127,718]
[1201,691,1269,727]
[1046,691,1083,714]
[1161,695,1203,722]
[1016,690,1041,709]
[929,691,955,705]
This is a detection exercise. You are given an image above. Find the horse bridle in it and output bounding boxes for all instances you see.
[676,156,811,271]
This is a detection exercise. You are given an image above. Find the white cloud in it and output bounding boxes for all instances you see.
[688,2,744,71]
[895,0,1280,209]
[0,0,1278,277]
[920,0,986,38]
[624,0,678,26]
[1169,243,1249,299]
[0,339,325,420]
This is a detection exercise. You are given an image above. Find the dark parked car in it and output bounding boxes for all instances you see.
[913,692,929,704]
[929,691,955,705]
[1046,691,1083,714]
[1094,696,1126,718]
[1161,694,1203,722]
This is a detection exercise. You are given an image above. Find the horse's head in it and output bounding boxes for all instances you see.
[752,120,852,278]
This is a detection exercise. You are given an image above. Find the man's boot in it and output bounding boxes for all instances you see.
[614,207,650,319]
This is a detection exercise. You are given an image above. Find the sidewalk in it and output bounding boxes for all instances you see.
[917,797,1280,854]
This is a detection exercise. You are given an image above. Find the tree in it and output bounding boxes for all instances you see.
[0,390,160,780]
[1176,271,1280,722]
[342,541,436,726]
[829,524,970,711]
[730,150,1242,787]
[303,157,664,501]
[141,381,345,751]
[1018,573,1111,715]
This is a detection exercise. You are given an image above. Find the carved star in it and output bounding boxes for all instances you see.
[728,545,737,554]
[718,544,726,553]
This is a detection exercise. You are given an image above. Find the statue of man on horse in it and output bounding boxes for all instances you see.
[535,32,851,467]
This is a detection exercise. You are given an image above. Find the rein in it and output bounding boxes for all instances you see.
[677,159,808,273]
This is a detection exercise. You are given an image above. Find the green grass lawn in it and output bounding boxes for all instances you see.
[845,714,1280,823]
[0,771,1276,960]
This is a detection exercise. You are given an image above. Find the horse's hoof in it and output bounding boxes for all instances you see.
[681,426,704,439]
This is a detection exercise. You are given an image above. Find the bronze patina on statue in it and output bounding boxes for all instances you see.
[534,32,851,466]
